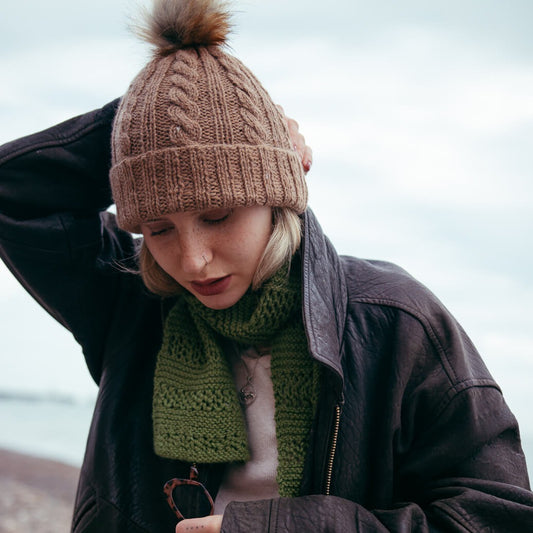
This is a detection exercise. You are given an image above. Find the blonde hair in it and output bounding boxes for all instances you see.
[139,207,302,297]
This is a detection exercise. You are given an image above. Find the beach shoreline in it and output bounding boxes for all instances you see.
[0,447,79,533]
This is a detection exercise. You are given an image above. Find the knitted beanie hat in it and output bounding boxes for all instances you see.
[110,0,307,233]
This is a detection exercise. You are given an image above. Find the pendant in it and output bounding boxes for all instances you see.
[238,383,256,406]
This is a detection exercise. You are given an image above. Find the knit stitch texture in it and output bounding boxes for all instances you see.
[111,44,307,233]
[152,261,320,497]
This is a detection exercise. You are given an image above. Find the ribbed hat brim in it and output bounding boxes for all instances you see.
[111,143,307,233]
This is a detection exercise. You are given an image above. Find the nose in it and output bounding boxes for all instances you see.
[177,231,211,275]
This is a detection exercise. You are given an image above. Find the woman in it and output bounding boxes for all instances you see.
[1,0,532,532]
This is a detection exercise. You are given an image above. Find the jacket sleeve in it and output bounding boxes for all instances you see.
[222,433,533,532]
[222,401,533,531]
[221,291,533,531]
[0,99,143,383]
[222,481,533,532]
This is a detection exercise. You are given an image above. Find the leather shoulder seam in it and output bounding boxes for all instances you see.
[0,99,120,166]
[0,119,110,166]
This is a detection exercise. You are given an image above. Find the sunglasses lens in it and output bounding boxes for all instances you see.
[171,482,213,519]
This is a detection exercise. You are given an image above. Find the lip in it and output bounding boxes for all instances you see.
[190,275,232,297]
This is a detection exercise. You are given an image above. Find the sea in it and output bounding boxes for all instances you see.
[0,392,95,467]
[1,392,532,483]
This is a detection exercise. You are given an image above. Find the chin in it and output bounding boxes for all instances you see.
[196,293,240,310]
[201,300,237,310]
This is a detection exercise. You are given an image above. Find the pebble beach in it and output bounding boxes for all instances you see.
[0,448,79,533]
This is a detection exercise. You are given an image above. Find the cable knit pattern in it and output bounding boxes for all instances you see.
[168,49,202,145]
[215,50,269,145]
[152,261,320,497]
[109,2,307,233]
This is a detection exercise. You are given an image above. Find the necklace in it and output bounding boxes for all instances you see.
[238,345,270,406]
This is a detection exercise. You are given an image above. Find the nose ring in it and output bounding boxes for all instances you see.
[202,254,208,267]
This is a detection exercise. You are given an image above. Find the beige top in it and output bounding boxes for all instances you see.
[213,346,280,514]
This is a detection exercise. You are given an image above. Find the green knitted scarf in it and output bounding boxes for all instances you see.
[152,262,320,497]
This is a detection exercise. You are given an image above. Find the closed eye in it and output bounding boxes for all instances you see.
[203,208,233,225]
[141,219,175,238]
[150,228,170,236]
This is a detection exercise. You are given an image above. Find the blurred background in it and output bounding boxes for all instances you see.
[1,0,532,481]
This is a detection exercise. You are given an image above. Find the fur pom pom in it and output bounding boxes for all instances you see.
[135,0,231,56]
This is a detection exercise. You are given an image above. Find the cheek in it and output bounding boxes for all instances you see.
[245,223,272,261]
[221,226,270,268]
[144,240,175,273]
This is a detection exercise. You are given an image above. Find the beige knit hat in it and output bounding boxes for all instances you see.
[110,0,307,233]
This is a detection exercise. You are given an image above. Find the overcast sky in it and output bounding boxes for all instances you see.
[1,0,532,465]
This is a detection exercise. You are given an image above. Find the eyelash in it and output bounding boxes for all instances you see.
[204,211,231,225]
[149,210,232,236]
[150,228,169,237]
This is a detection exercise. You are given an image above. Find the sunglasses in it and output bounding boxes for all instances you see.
[164,464,215,522]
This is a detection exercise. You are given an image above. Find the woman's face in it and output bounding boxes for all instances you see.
[141,206,272,310]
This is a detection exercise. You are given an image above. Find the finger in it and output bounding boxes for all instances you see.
[288,123,313,173]
[287,118,304,154]
[302,145,313,173]
[287,117,301,145]
[276,105,312,173]
[176,514,223,533]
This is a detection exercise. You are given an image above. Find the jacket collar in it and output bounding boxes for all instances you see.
[159,209,347,388]
[300,209,347,388]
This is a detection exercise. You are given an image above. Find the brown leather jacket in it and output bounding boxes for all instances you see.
[1,101,532,532]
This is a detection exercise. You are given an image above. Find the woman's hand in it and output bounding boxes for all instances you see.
[175,514,223,533]
[278,105,313,173]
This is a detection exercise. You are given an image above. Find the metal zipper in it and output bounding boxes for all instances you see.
[324,403,342,495]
